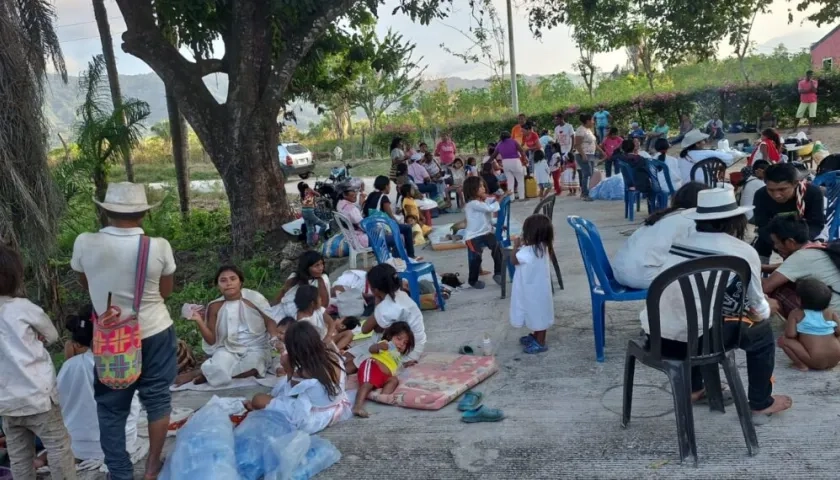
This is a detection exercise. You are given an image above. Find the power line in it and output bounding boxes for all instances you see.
[56,16,122,29]
[60,30,125,44]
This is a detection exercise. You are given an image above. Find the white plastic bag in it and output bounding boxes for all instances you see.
[335,288,365,317]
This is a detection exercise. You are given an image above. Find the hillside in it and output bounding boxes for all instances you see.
[45,71,583,139]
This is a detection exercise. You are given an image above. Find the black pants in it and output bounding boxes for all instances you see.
[653,319,775,411]
[465,233,501,285]
[603,159,620,178]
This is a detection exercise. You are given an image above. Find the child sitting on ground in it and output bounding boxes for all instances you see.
[247,322,352,433]
[273,317,296,375]
[778,278,840,371]
[462,176,506,289]
[405,215,428,246]
[561,156,578,196]
[399,184,432,237]
[465,157,479,177]
[0,245,76,479]
[295,284,335,341]
[332,316,360,351]
[351,322,415,418]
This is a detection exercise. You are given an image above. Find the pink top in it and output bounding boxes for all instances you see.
[337,200,369,248]
[602,136,623,158]
[799,79,818,103]
[407,162,430,184]
[435,140,457,165]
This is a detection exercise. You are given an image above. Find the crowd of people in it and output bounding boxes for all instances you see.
[0,66,833,478]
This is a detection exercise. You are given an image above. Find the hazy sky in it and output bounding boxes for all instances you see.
[53,0,831,79]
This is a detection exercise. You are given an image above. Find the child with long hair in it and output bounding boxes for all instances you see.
[0,245,76,479]
[295,284,335,341]
[352,264,426,366]
[247,321,351,433]
[273,251,330,317]
[653,137,683,191]
[778,278,840,371]
[561,156,579,196]
[352,322,415,418]
[463,176,506,289]
[510,214,556,354]
[748,128,782,166]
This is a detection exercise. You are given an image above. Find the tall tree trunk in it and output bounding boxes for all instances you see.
[92,0,134,181]
[166,85,190,216]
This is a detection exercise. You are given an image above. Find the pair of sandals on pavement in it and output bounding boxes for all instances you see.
[457,391,504,423]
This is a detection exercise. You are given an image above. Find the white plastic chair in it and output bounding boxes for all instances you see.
[333,211,373,269]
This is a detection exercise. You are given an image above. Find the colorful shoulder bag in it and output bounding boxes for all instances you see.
[93,235,150,389]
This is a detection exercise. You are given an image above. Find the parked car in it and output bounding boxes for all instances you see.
[278,142,314,179]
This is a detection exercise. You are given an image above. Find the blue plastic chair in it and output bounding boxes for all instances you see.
[813,170,840,240]
[360,216,446,311]
[494,195,516,278]
[648,158,675,212]
[617,160,658,221]
[567,216,648,362]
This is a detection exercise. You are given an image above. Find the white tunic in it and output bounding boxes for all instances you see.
[57,352,140,460]
[267,367,351,434]
[534,159,551,185]
[509,246,554,331]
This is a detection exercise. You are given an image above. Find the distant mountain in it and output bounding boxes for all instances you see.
[44,71,582,139]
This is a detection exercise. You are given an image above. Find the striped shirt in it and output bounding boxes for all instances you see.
[639,231,770,342]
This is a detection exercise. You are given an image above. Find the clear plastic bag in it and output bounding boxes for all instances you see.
[291,435,342,480]
[159,403,240,480]
[234,409,310,480]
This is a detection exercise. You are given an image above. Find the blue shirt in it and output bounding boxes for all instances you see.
[539,135,552,148]
[629,128,646,139]
[594,110,610,127]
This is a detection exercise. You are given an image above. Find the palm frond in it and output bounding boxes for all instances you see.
[15,0,66,82]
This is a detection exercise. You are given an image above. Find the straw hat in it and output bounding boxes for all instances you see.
[683,187,753,220]
[680,129,710,148]
[93,182,160,213]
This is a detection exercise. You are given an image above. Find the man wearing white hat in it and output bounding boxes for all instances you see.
[677,129,737,184]
[70,182,176,480]
[640,187,793,418]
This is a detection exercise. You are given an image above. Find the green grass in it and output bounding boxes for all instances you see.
[111,161,221,184]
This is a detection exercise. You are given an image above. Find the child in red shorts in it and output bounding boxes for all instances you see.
[352,322,415,418]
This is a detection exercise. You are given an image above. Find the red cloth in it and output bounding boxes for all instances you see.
[747,140,781,166]
[434,140,457,166]
[551,169,562,195]
[523,132,541,151]
[358,358,390,388]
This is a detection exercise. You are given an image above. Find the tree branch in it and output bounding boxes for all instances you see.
[196,57,228,76]
[114,0,225,149]
[265,0,356,109]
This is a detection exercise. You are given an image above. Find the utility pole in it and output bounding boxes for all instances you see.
[506,0,519,114]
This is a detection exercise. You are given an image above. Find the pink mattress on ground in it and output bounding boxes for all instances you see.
[347,352,498,410]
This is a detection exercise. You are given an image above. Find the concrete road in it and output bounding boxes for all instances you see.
[77,194,840,480]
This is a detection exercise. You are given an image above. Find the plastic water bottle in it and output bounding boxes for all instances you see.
[482,334,493,356]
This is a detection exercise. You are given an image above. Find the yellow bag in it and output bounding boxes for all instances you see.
[525,176,538,198]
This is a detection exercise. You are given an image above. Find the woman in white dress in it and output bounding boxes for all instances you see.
[179,265,281,387]
[510,215,556,354]
[246,322,351,434]
[678,129,736,184]
[612,182,707,289]
[56,306,142,464]
[272,251,331,319]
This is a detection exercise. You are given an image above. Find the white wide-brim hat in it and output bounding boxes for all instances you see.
[680,129,710,148]
[683,186,753,220]
[93,182,160,213]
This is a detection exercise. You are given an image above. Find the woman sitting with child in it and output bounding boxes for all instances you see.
[177,265,281,387]
[246,321,352,434]
[272,251,331,318]
[57,305,142,463]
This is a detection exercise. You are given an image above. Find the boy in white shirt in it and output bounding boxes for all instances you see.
[462,177,509,289]
[0,245,77,480]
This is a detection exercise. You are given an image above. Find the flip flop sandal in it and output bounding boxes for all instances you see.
[519,334,535,345]
[457,391,484,412]
[461,405,505,423]
[523,337,548,354]
[458,345,475,355]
